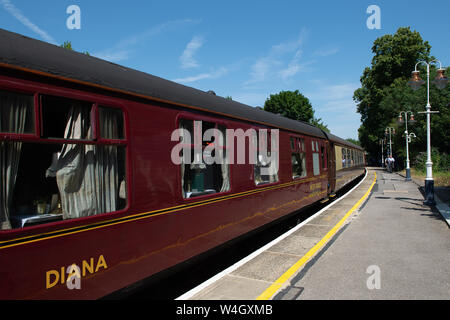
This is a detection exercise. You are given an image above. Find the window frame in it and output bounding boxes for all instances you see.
[290,135,308,180]
[0,89,40,141]
[253,128,279,187]
[175,113,233,202]
[0,83,130,234]
[311,139,321,176]
[320,142,328,171]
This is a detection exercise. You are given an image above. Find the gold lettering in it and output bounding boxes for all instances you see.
[46,270,60,289]
[67,264,81,280]
[310,183,321,191]
[46,255,108,290]
[60,266,65,284]
[82,258,94,277]
[95,255,108,272]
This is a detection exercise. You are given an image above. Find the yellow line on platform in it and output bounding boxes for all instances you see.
[256,171,377,300]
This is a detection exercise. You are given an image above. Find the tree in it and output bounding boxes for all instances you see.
[310,117,330,133]
[264,90,314,122]
[346,138,360,146]
[353,27,440,160]
[60,40,90,56]
[264,90,330,132]
[61,41,73,51]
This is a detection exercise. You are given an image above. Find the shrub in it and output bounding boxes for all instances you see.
[413,148,450,173]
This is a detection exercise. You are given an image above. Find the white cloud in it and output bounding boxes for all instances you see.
[271,31,306,55]
[248,57,281,84]
[278,49,305,80]
[173,67,228,84]
[313,47,340,57]
[92,19,201,62]
[307,83,359,102]
[1,0,56,44]
[246,28,310,84]
[180,36,204,69]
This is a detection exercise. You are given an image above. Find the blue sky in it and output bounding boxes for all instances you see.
[1,0,449,139]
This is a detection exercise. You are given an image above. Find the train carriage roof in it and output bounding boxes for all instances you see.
[0,28,362,150]
[326,132,362,150]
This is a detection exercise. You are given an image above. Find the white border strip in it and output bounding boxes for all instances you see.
[176,169,369,300]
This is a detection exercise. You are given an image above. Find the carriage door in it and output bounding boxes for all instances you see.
[327,141,336,194]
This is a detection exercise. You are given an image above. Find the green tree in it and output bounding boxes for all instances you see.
[61,41,73,50]
[345,138,360,146]
[264,90,330,132]
[310,117,330,133]
[353,27,437,160]
[380,69,450,165]
[60,40,90,56]
[264,90,314,122]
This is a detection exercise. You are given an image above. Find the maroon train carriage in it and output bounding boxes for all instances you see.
[0,28,365,299]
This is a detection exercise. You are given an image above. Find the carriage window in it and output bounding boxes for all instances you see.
[254,130,278,185]
[41,95,93,140]
[99,106,125,140]
[312,140,320,176]
[321,145,327,169]
[1,93,127,231]
[179,119,230,198]
[291,137,306,179]
[347,149,351,167]
[342,148,346,168]
[0,90,35,134]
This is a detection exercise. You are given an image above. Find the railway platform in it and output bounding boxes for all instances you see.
[178,168,450,300]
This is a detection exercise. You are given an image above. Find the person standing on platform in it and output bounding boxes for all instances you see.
[387,155,395,173]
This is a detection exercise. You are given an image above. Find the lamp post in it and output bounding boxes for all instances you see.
[385,127,395,173]
[385,127,395,157]
[379,138,386,167]
[408,60,448,206]
[398,111,416,181]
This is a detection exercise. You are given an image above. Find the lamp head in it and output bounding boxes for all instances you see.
[408,70,425,91]
[433,68,448,90]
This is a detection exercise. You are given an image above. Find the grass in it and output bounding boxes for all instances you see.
[408,168,450,187]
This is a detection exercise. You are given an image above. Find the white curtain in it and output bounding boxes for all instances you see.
[268,154,279,183]
[49,105,119,219]
[0,92,30,230]
[179,123,189,198]
[219,131,230,192]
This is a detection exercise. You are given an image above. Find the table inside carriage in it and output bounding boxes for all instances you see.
[11,214,63,228]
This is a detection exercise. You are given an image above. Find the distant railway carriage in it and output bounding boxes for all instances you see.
[0,29,364,299]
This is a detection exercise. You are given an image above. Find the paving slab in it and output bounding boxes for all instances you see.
[231,251,300,283]
[274,168,450,300]
[191,275,271,300]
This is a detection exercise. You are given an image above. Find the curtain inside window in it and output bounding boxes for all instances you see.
[0,93,30,230]
[268,154,278,183]
[179,122,192,198]
[219,130,230,192]
[49,104,119,219]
